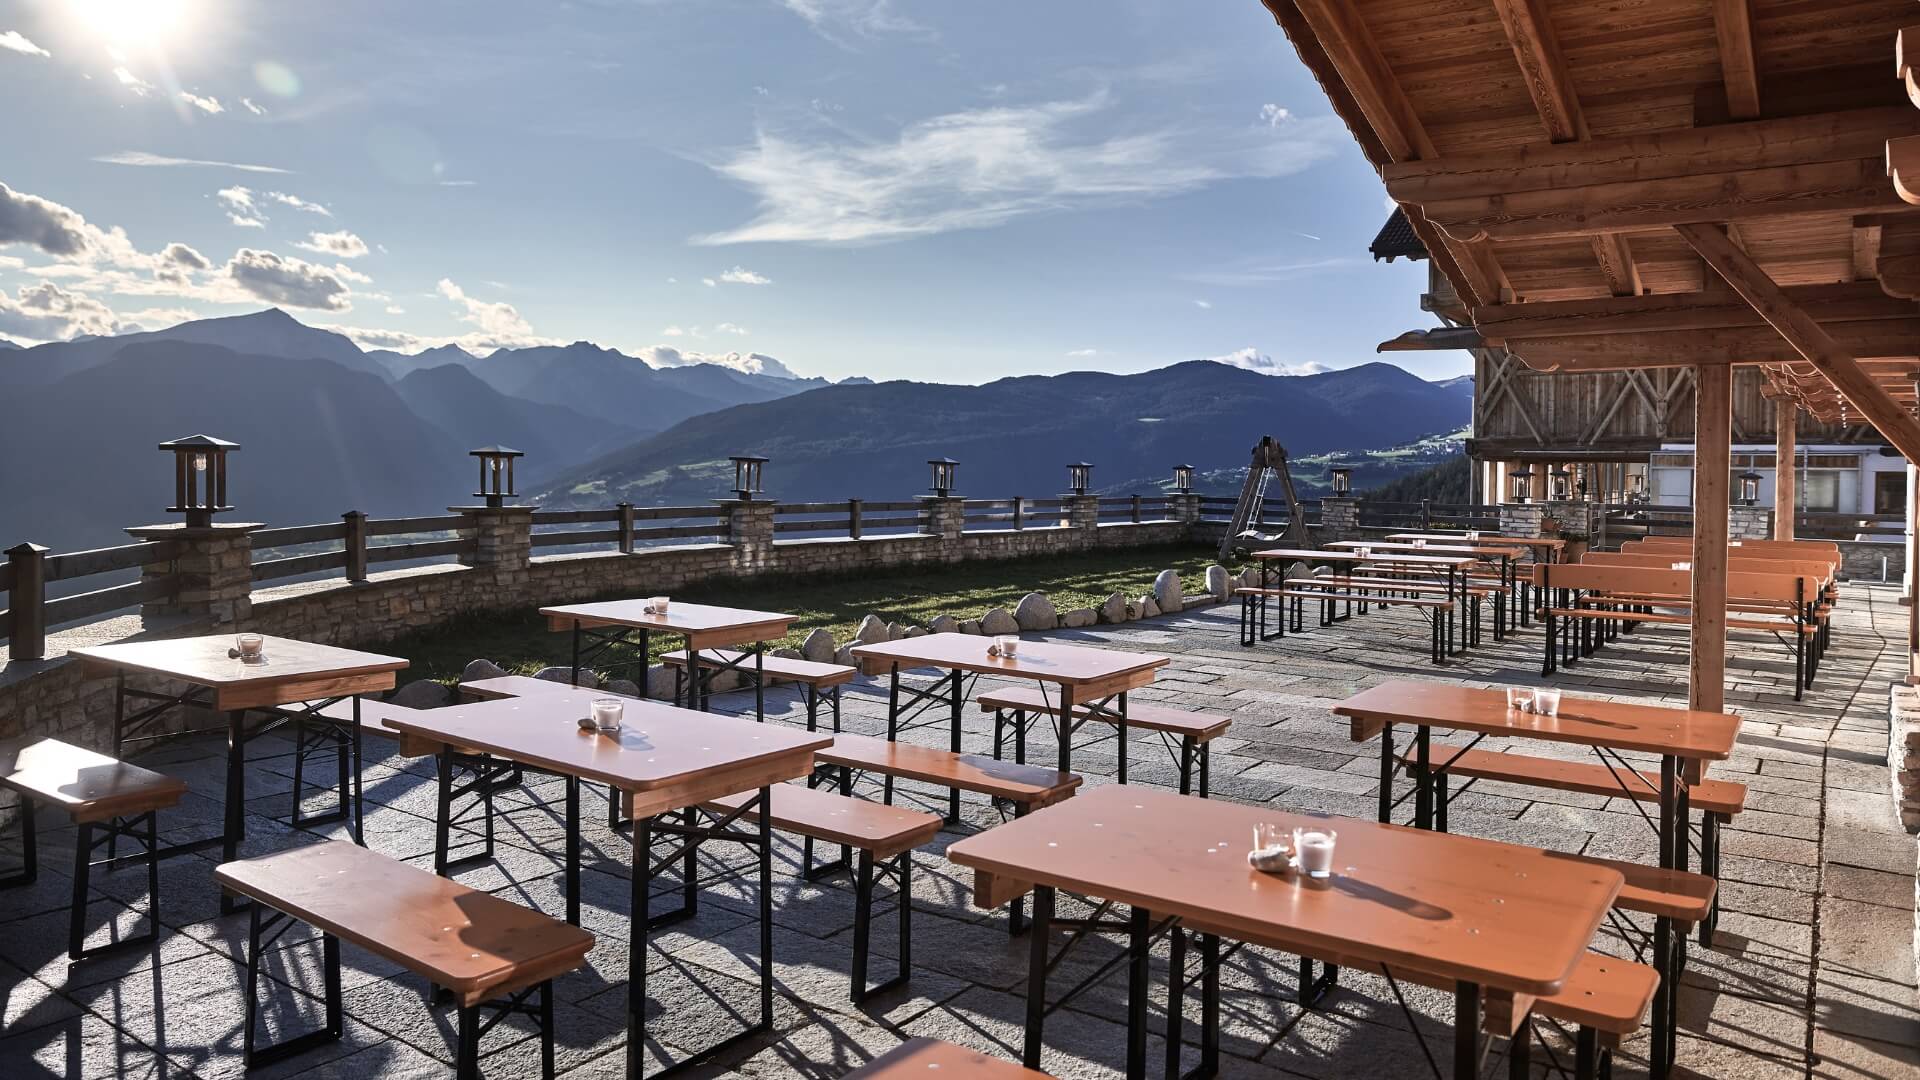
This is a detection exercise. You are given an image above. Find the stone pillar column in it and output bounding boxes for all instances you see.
[1319,497,1360,541]
[1499,502,1547,538]
[453,505,536,594]
[125,522,261,628]
[1169,492,1203,526]
[1063,494,1101,537]
[919,496,966,542]
[1728,504,1772,541]
[721,498,775,574]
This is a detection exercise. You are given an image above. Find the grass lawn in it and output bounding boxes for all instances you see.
[382,543,1236,684]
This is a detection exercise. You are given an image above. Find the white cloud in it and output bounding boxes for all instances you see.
[662,325,689,337]
[266,191,330,216]
[293,230,369,258]
[161,242,210,270]
[715,322,750,335]
[226,248,351,310]
[776,0,926,43]
[0,182,96,257]
[694,94,1342,245]
[112,66,154,96]
[637,345,801,379]
[1066,348,1097,357]
[216,186,264,227]
[95,151,290,174]
[1259,104,1292,127]
[664,276,678,284]
[1207,347,1330,377]
[437,278,540,347]
[701,277,716,287]
[240,97,267,115]
[329,262,373,285]
[0,282,124,342]
[385,304,405,315]
[714,266,771,285]
[0,30,49,57]
[1193,299,1212,309]
[1182,256,1358,286]
[180,91,223,114]
[439,179,478,187]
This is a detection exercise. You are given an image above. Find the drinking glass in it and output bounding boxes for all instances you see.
[647,596,670,614]
[235,633,265,663]
[1533,689,1562,717]
[1504,687,1534,712]
[590,698,624,732]
[995,635,1020,658]
[1293,828,1337,878]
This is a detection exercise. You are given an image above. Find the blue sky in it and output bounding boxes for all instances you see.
[0,0,1453,382]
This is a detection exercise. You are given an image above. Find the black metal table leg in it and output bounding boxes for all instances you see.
[221,708,249,915]
[1127,904,1150,1080]
[564,776,580,926]
[1024,885,1054,1071]
[1455,981,1480,1079]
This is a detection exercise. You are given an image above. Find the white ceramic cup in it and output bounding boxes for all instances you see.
[590,698,624,732]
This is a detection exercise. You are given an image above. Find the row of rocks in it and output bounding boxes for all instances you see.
[390,562,1258,705]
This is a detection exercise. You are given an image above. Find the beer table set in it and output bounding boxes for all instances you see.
[1329,538,1526,635]
[385,691,831,1079]
[1388,532,1569,628]
[848,632,1169,820]
[545,599,796,716]
[68,634,407,909]
[947,784,1623,1080]
[1247,547,1480,656]
[1335,680,1741,1078]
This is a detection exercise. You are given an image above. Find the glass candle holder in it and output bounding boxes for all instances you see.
[994,635,1020,658]
[1504,687,1534,712]
[1293,828,1337,878]
[645,596,670,614]
[1532,689,1562,717]
[1248,822,1293,872]
[235,633,265,663]
[590,698,624,732]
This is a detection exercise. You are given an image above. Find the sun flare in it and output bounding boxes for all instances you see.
[69,0,196,49]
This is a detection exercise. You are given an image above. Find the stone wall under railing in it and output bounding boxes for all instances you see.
[0,493,1205,756]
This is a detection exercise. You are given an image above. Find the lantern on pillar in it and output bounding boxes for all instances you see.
[928,457,959,497]
[1329,464,1353,497]
[469,446,524,508]
[1510,466,1534,504]
[1066,462,1093,495]
[159,435,239,527]
[1630,471,1647,502]
[730,454,767,500]
[1549,465,1573,500]
[1172,464,1194,492]
[1737,470,1762,506]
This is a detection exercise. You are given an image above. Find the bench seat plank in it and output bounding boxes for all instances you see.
[817,734,1080,806]
[975,686,1228,742]
[660,649,855,687]
[1535,950,1660,1035]
[1548,851,1715,923]
[0,737,186,824]
[1540,607,1813,634]
[705,784,941,860]
[1402,747,1746,816]
[847,1038,1054,1078]
[1289,576,1507,596]
[215,840,594,1006]
[1235,587,1452,609]
[457,674,612,701]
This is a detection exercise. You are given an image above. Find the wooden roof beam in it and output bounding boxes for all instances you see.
[1712,0,1761,120]
[1678,222,1920,463]
[1474,281,1912,343]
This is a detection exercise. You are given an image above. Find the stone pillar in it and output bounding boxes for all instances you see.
[453,505,535,593]
[1168,492,1204,527]
[721,498,775,574]
[919,496,965,543]
[1499,502,1548,538]
[125,522,261,628]
[1063,494,1101,536]
[1728,504,1772,541]
[1319,497,1359,541]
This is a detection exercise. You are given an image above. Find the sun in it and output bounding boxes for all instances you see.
[69,0,197,49]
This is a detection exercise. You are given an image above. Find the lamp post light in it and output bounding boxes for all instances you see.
[159,434,239,527]
[469,446,524,508]
[1550,465,1573,501]
[1510,466,1534,504]
[1630,471,1647,502]
[928,457,959,497]
[1067,462,1093,496]
[1329,464,1353,497]
[730,454,768,501]
[1172,464,1195,492]
[1738,469,1763,506]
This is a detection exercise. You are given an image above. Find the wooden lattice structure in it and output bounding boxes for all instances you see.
[1258,0,1920,701]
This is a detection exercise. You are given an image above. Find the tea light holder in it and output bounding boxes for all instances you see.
[590,698,624,732]
[645,596,670,615]
[1532,688,1562,717]
[1504,687,1534,712]
[1293,827,1337,879]
[991,634,1020,658]
[230,633,265,664]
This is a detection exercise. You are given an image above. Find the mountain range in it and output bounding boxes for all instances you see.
[0,309,1473,552]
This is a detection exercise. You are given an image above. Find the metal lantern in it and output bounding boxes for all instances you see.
[1549,465,1573,500]
[1738,469,1762,506]
[1172,464,1195,492]
[1329,464,1353,497]
[928,457,959,497]
[159,434,238,527]
[1631,471,1647,498]
[730,454,768,500]
[470,446,524,508]
[1510,466,1534,504]
[1067,462,1094,495]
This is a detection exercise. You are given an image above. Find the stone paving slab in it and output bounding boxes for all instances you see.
[1,585,1917,1077]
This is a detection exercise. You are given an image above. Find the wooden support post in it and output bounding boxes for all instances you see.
[848,498,863,540]
[1773,400,1797,540]
[5,542,48,662]
[1691,364,1732,715]
[343,511,369,583]
[1909,464,1919,684]
[617,502,636,554]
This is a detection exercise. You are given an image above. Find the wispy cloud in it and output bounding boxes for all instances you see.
[776,0,927,45]
[437,278,542,348]
[240,97,267,116]
[694,94,1342,246]
[97,151,290,174]
[1066,348,1098,357]
[1208,347,1329,377]
[216,186,264,227]
[713,266,771,285]
[113,67,154,97]
[716,322,750,335]
[1259,104,1292,127]
[0,30,49,57]
[1193,299,1212,310]
[179,91,223,115]
[267,192,330,216]
[1181,256,1359,287]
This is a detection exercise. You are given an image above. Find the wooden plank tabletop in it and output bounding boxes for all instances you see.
[946,785,1620,997]
[849,632,1169,689]
[1249,548,1478,568]
[383,695,831,818]
[1388,533,1568,551]
[1328,540,1527,559]
[1333,680,1741,760]
[215,840,594,1006]
[541,599,795,646]
[68,634,407,710]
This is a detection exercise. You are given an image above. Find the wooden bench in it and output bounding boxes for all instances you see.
[658,648,855,730]
[704,783,940,1001]
[216,840,593,1077]
[846,1038,1055,1078]
[0,737,186,961]
[1235,585,1450,663]
[1287,573,1507,645]
[975,685,1228,795]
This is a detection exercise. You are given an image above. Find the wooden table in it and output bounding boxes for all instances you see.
[69,635,406,904]
[947,785,1622,1079]
[543,599,796,716]
[1334,680,1740,1079]
[849,633,1168,819]
[1249,548,1479,655]
[386,696,830,1080]
[1332,538,1527,632]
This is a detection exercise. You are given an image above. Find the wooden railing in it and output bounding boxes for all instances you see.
[1356,500,1500,530]
[251,514,473,584]
[1600,504,1903,545]
[772,500,922,537]
[530,506,727,551]
[962,497,1066,530]
[3,539,181,657]
[1096,495,1174,522]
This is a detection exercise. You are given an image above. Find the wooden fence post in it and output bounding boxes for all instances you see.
[342,511,368,582]
[1012,497,1024,530]
[848,498,863,540]
[617,502,635,553]
[5,542,47,661]
[1131,494,1142,523]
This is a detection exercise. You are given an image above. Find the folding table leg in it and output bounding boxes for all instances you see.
[1023,885,1054,1071]
[1127,905,1150,1079]
[1454,982,1480,1080]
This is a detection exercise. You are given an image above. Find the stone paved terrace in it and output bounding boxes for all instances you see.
[1,583,1916,1079]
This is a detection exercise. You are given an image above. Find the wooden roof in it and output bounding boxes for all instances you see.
[1261,0,1920,438]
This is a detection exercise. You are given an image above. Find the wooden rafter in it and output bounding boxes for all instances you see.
[1711,0,1761,120]
[1473,282,1916,343]
[1677,222,1920,462]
